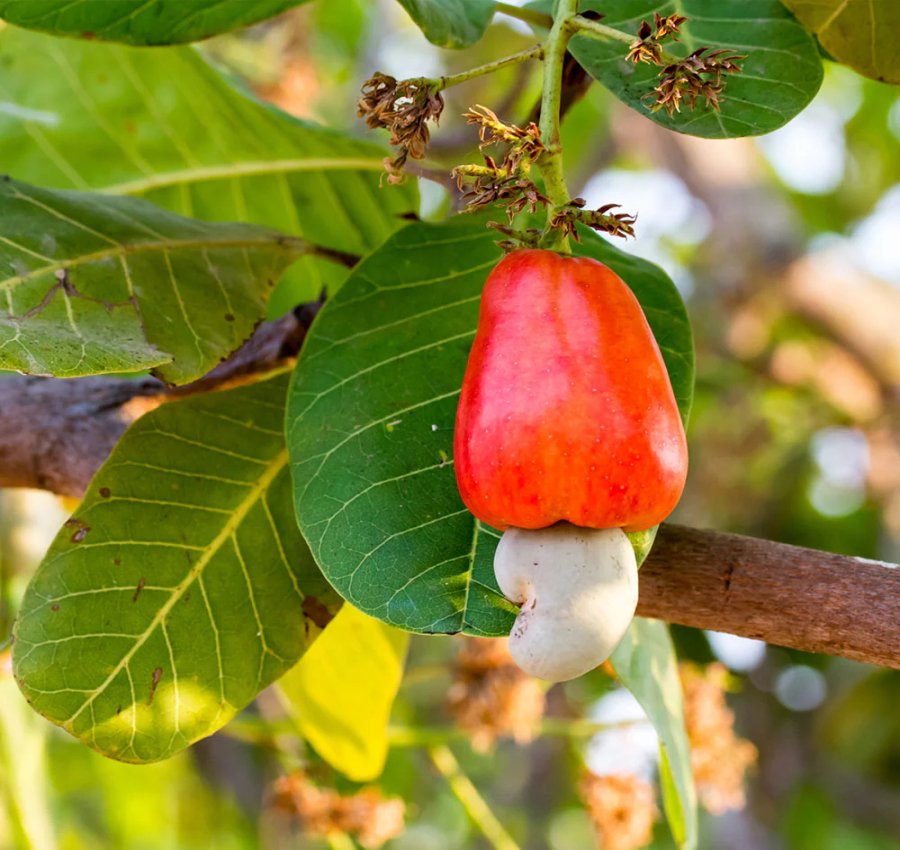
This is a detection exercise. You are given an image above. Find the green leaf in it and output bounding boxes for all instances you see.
[288,217,694,635]
[0,176,302,383]
[781,0,900,84]
[0,27,417,306]
[612,617,698,850]
[0,0,309,45]
[277,604,409,782]
[394,0,495,48]
[568,0,823,138]
[12,372,340,763]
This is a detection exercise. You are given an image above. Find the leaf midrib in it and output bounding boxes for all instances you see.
[99,158,387,196]
[59,447,290,730]
[0,235,304,293]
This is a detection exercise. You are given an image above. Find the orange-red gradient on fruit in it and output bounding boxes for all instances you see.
[454,249,688,533]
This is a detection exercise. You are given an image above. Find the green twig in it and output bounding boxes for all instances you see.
[494,2,553,29]
[428,744,522,850]
[569,15,679,64]
[535,0,579,251]
[427,45,544,91]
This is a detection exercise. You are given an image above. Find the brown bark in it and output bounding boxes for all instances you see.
[0,316,898,668]
[640,524,900,669]
[0,309,315,498]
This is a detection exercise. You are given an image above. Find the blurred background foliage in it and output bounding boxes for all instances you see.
[0,0,898,848]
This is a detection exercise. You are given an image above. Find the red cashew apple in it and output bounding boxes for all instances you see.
[454,249,688,680]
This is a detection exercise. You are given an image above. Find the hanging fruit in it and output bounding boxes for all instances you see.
[455,249,688,681]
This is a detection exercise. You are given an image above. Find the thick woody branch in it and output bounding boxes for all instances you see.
[0,306,318,498]
[0,317,897,669]
[640,525,900,669]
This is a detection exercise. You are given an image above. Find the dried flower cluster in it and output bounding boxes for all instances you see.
[626,12,745,116]
[273,773,405,849]
[650,48,747,116]
[358,72,444,181]
[452,106,549,221]
[626,12,688,65]
[446,636,546,752]
[550,199,637,241]
[579,772,658,850]
[680,662,758,814]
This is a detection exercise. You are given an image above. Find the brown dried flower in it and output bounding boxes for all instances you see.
[274,773,405,849]
[463,104,545,167]
[550,200,637,241]
[359,72,444,177]
[446,637,546,752]
[647,47,746,116]
[579,772,658,850]
[626,12,688,65]
[680,662,758,815]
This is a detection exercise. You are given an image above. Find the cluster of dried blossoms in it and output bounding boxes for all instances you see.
[446,636,546,752]
[627,12,745,116]
[452,106,637,241]
[550,199,637,241]
[358,72,444,182]
[579,772,658,850]
[579,662,757,850]
[452,105,549,220]
[273,772,405,849]
[680,662,758,814]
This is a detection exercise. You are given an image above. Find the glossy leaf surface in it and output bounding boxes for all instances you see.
[529,0,823,138]
[288,218,693,635]
[13,373,339,763]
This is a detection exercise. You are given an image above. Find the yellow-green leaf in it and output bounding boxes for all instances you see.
[782,0,900,84]
[277,604,409,781]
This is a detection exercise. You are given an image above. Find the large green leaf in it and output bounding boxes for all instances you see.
[394,0,495,48]
[12,372,340,763]
[0,177,301,383]
[0,0,309,45]
[612,617,698,850]
[535,0,823,138]
[277,603,409,782]
[781,0,900,84]
[287,217,693,635]
[0,26,417,307]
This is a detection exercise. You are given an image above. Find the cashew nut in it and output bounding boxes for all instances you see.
[493,523,638,682]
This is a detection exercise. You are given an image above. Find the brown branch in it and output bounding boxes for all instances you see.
[640,524,900,669]
[0,305,319,498]
[0,321,898,668]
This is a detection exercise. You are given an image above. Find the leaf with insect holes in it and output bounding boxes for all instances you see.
[287,216,693,635]
[0,177,303,383]
[527,0,823,138]
[0,26,418,312]
[12,372,340,763]
[0,0,312,45]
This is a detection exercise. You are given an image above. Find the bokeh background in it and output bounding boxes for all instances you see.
[1,1,898,848]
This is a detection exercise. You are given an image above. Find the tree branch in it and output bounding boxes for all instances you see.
[640,525,900,669]
[0,315,897,669]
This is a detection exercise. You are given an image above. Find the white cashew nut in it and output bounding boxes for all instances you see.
[493,523,638,682]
